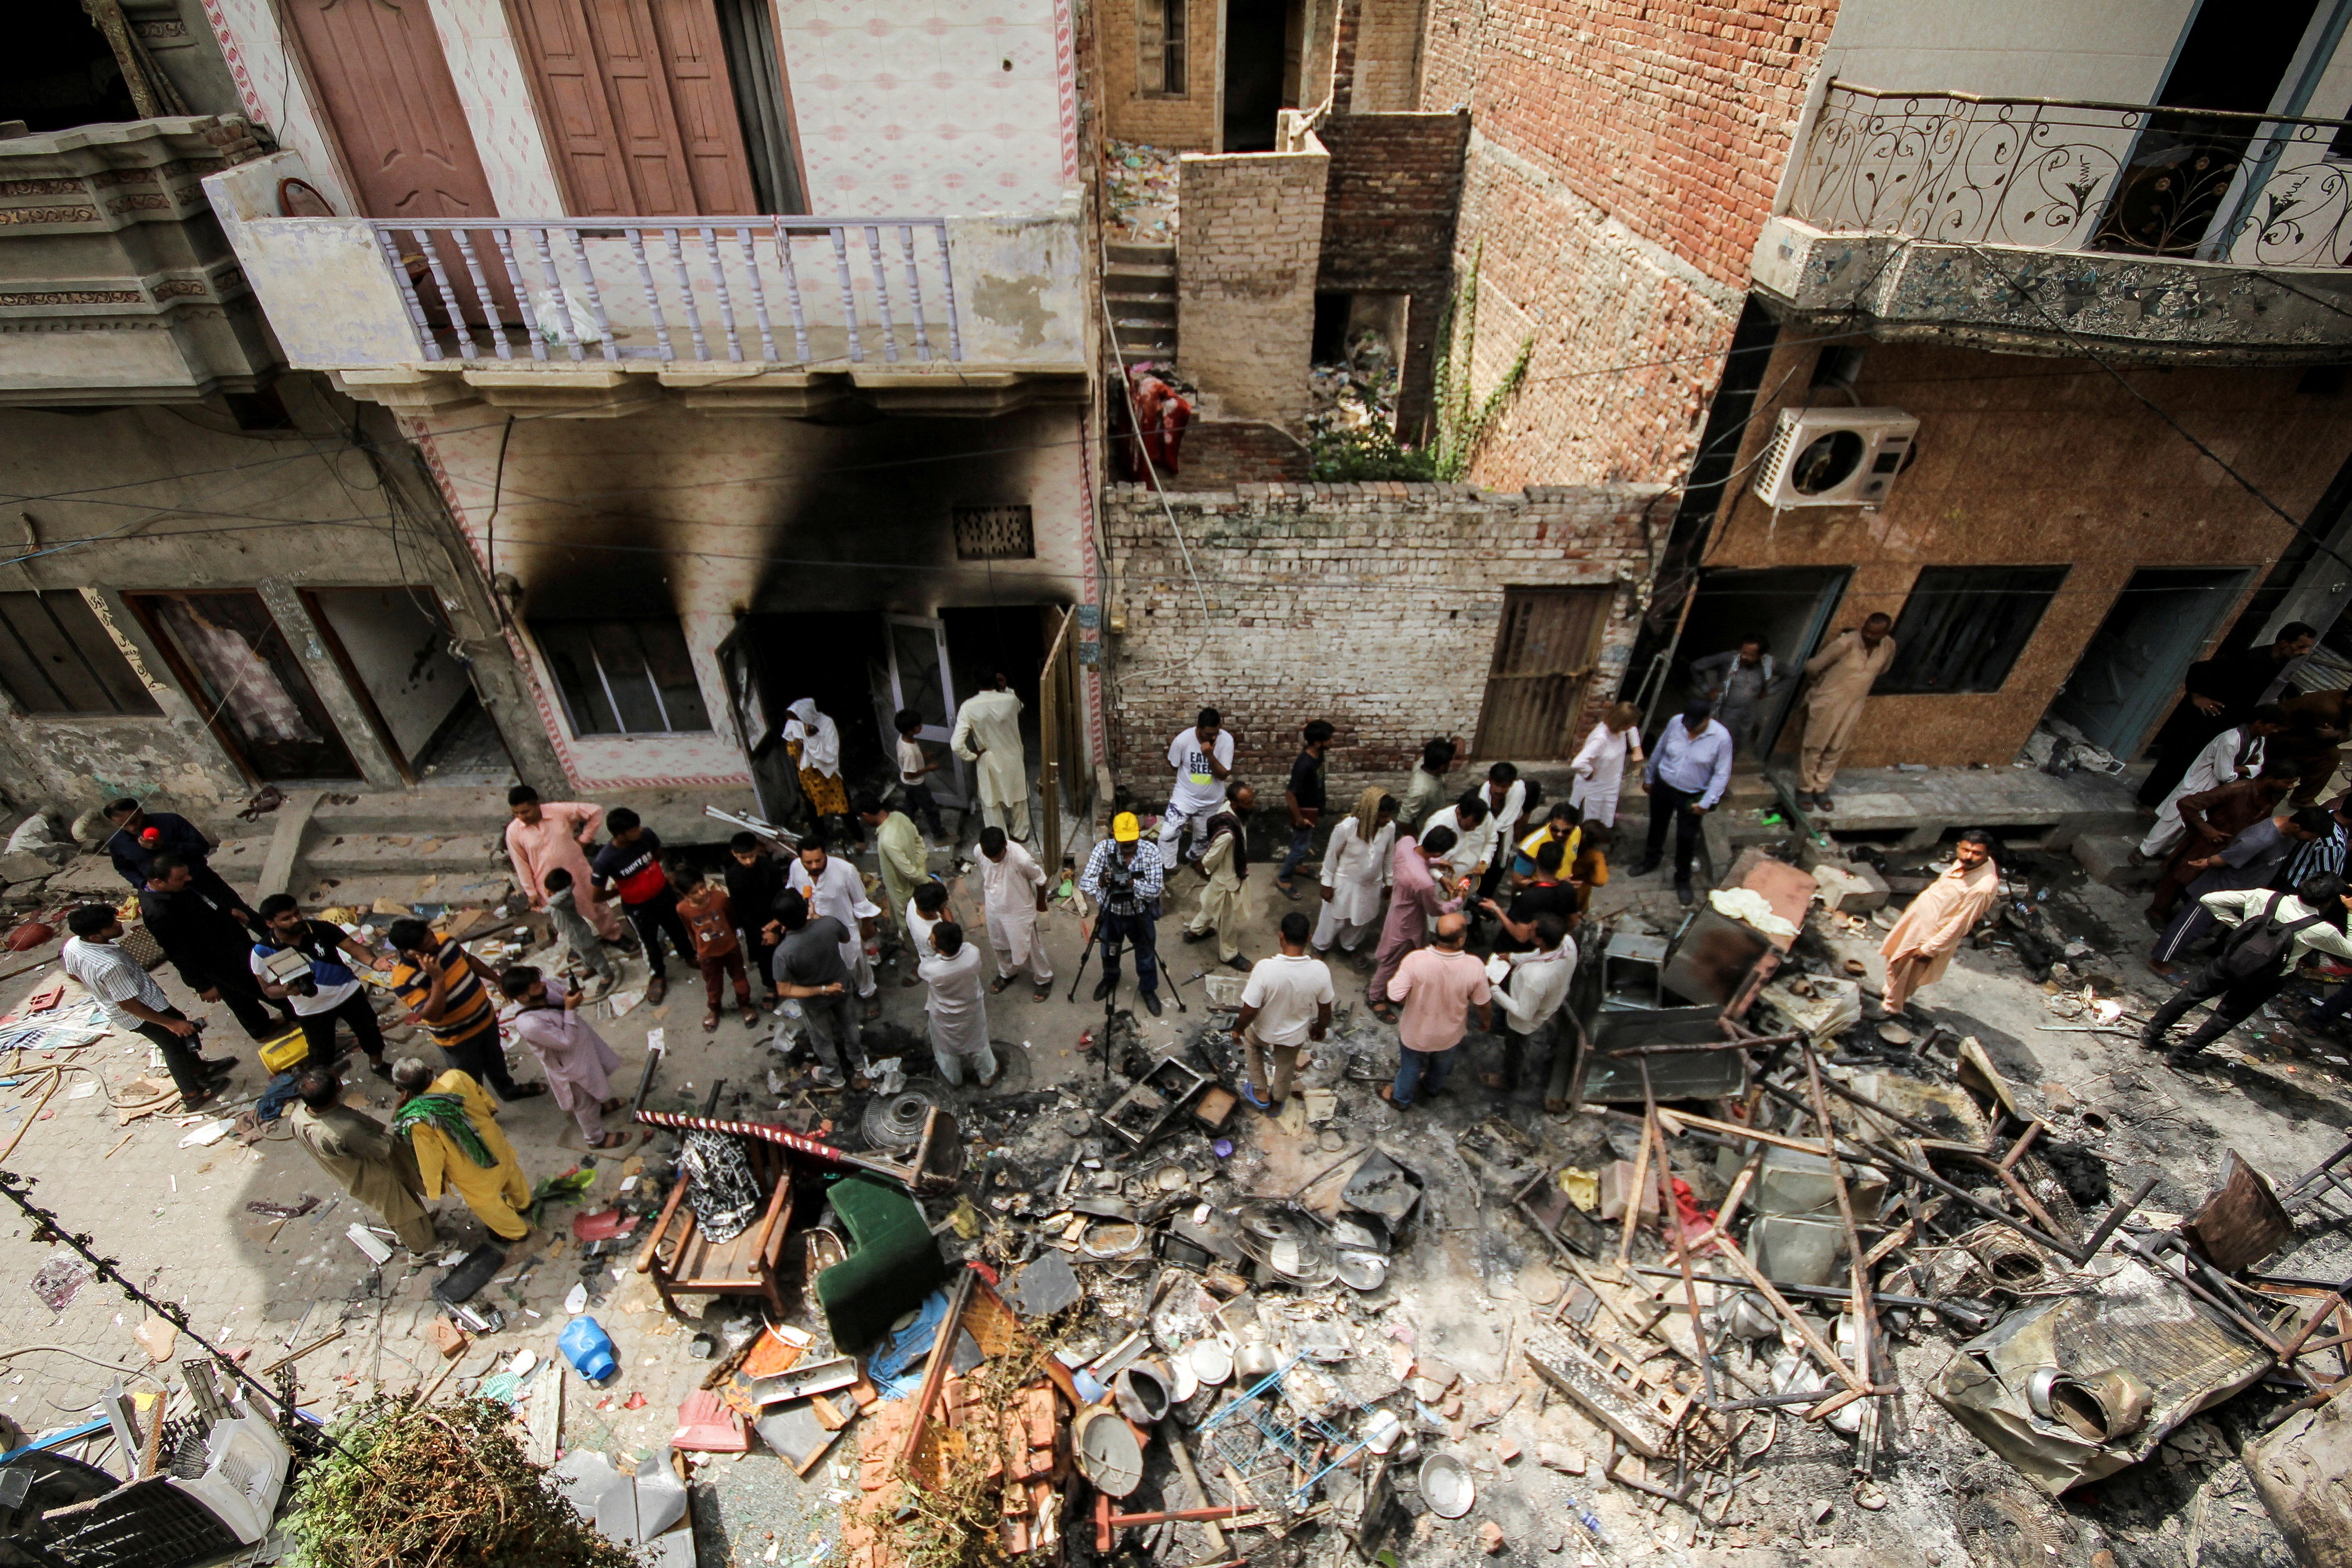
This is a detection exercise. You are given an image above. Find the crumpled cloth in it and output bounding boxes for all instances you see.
[1710,886,1799,939]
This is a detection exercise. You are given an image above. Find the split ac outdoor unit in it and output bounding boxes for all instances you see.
[1751,406,1920,509]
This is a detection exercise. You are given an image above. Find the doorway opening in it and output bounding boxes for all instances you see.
[127,590,362,784]
[718,608,1062,833]
[305,587,514,786]
[5,1,142,133]
[2047,567,2253,759]
[1222,0,1290,152]
[2095,0,2323,256]
[939,606,1048,799]
[1656,566,1853,762]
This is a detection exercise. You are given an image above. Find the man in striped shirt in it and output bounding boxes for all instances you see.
[385,918,543,1102]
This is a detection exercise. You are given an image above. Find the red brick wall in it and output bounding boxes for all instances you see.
[1417,0,1835,487]
[1314,111,1470,438]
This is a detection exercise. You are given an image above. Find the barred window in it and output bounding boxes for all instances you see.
[953,504,1036,561]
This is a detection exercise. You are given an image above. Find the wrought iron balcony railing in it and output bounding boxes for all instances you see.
[368,216,964,366]
[1786,82,2352,269]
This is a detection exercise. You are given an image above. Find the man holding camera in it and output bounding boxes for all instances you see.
[1078,812,1166,1016]
[249,894,393,1079]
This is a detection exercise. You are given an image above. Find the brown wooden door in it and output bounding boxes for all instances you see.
[1473,587,1613,760]
[512,0,758,216]
[283,0,500,220]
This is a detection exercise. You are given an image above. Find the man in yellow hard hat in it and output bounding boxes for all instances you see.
[1078,811,1167,1015]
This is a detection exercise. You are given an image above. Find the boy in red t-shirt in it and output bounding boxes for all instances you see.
[667,858,756,1031]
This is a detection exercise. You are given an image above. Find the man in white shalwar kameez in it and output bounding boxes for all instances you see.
[1568,704,1644,828]
[2138,706,2286,859]
[976,825,1053,998]
[951,675,1032,843]
[918,922,996,1087]
[788,841,881,1011]
[1313,788,1395,961]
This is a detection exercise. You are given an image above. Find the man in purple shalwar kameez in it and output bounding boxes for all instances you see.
[498,966,628,1148]
[1366,825,1464,1022]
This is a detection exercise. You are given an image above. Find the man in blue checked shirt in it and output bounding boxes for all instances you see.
[1628,699,1733,907]
[1079,812,1168,1015]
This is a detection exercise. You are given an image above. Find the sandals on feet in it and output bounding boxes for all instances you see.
[588,1132,632,1149]
[989,975,1017,995]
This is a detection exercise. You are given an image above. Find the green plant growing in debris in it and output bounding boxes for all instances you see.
[845,1328,1063,1568]
[1308,242,1533,483]
[282,1393,637,1568]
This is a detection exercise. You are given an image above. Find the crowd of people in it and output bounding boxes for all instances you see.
[44,613,2352,1248]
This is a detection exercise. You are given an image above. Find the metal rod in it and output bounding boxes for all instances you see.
[2088,1171,2154,1260]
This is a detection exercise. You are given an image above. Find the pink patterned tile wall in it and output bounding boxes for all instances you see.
[196,0,357,214]
[771,0,1078,215]
[428,0,568,217]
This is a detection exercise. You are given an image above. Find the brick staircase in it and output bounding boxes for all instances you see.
[1104,241,1176,368]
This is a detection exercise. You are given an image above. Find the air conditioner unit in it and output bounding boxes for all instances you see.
[1751,406,1920,509]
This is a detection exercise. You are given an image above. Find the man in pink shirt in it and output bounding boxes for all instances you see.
[1366,824,1464,1023]
[1380,912,1491,1110]
[505,785,623,943]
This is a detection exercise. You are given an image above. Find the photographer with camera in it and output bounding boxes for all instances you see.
[249,894,393,1079]
[1078,812,1167,1015]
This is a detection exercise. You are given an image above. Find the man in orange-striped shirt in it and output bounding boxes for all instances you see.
[385,918,544,1102]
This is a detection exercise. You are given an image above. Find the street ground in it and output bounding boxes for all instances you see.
[0,773,2338,1565]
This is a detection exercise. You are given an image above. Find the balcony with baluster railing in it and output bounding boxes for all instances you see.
[1753,82,2352,358]
[201,152,1086,417]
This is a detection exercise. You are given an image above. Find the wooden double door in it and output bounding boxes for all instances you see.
[285,0,762,221]
[510,0,759,217]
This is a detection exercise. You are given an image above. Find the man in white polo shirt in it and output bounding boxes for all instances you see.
[1232,911,1334,1109]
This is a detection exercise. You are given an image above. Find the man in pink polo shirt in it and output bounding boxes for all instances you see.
[1380,911,1491,1111]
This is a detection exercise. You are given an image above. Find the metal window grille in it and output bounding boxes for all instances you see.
[953,505,1036,561]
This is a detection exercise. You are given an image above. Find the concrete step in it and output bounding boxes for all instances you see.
[1115,322,1177,348]
[1105,242,1175,267]
[1107,294,1176,320]
[1104,266,1175,292]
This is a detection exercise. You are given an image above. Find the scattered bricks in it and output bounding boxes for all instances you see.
[2073,833,2159,890]
[1481,1520,1507,1553]
[430,1315,468,1359]
[1495,1435,1521,1464]
[1538,1442,1588,1475]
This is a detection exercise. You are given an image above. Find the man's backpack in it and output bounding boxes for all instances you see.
[2213,891,2326,981]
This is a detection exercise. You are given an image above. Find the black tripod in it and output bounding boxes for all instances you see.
[1065,904,1189,1015]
